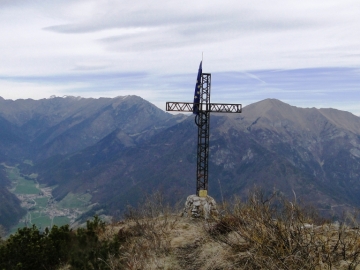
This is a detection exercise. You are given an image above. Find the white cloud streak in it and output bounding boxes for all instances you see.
[0,0,359,115]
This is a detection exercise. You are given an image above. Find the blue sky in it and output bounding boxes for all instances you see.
[0,0,359,115]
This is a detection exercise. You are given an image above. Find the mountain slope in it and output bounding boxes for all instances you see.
[0,166,26,230]
[0,95,180,229]
[0,116,26,163]
[1,96,360,226]
[32,99,360,218]
[0,95,174,161]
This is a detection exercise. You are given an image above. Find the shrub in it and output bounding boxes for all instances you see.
[0,216,121,270]
[209,190,360,269]
[0,224,72,269]
[70,216,121,269]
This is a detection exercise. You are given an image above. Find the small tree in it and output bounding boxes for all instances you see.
[0,216,121,270]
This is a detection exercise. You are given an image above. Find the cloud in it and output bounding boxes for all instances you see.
[3,0,360,74]
[43,0,318,56]
[72,62,113,71]
[0,67,359,116]
[44,7,312,35]
[0,0,29,8]
[0,0,360,116]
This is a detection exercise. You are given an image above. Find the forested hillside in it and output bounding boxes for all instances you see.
[0,166,26,229]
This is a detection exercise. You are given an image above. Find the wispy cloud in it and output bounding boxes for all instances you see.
[0,67,359,115]
[0,0,359,116]
[72,62,113,71]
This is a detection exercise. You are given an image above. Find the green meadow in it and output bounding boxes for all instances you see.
[7,166,40,194]
[34,197,48,210]
[13,178,40,194]
[30,214,52,228]
[6,163,93,233]
[57,192,92,210]
[53,216,71,227]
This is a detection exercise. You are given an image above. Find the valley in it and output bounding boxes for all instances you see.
[2,163,94,234]
[1,96,360,231]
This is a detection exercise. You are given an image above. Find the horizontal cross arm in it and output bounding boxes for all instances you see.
[209,103,242,113]
[166,102,242,113]
[166,102,194,112]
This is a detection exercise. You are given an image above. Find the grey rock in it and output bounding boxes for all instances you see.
[182,194,219,219]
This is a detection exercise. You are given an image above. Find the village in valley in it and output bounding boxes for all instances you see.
[2,162,94,233]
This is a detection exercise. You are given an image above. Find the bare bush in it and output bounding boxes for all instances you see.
[114,191,181,269]
[58,189,360,270]
[208,189,360,270]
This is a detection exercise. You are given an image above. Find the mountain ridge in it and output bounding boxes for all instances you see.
[0,95,174,161]
[0,96,359,229]
[0,95,177,229]
[29,98,360,219]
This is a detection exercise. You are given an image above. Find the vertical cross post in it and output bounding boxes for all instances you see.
[196,73,211,196]
[166,63,241,197]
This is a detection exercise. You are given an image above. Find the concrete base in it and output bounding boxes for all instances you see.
[182,194,218,219]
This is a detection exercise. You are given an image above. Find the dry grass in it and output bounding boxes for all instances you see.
[57,191,360,269]
[208,191,360,270]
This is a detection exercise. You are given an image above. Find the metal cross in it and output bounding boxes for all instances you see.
[166,62,242,197]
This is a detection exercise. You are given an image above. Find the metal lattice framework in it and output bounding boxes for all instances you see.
[166,72,242,196]
[196,73,211,194]
[166,102,242,113]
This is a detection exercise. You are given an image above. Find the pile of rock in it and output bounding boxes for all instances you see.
[182,194,218,219]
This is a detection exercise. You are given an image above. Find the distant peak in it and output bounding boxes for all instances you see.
[47,95,84,100]
[244,98,292,115]
[255,98,289,106]
[62,95,84,100]
[114,95,141,100]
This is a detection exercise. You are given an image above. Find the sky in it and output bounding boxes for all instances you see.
[0,0,359,116]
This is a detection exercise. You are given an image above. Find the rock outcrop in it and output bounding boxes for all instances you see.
[182,195,218,219]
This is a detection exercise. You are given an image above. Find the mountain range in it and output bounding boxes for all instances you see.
[0,95,360,229]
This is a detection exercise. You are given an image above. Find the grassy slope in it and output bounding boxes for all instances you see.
[56,192,360,270]
[3,191,360,270]
[101,215,360,269]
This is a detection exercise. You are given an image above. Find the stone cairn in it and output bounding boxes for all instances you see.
[182,194,218,219]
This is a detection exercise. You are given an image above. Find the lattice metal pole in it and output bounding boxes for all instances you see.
[165,65,241,197]
[196,73,211,196]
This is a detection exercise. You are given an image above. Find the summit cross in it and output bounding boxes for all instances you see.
[166,62,242,197]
